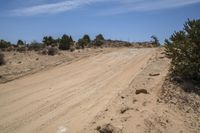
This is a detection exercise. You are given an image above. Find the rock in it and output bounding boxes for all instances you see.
[121,96,125,99]
[96,124,122,133]
[135,89,148,95]
[96,126,101,131]
[149,73,160,76]
[132,99,137,104]
[159,56,165,59]
[120,106,132,114]
[157,99,162,103]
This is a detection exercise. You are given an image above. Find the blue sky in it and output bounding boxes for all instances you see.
[0,0,200,44]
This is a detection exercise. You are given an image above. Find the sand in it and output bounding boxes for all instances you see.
[0,48,199,133]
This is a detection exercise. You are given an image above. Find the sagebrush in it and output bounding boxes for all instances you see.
[48,47,58,56]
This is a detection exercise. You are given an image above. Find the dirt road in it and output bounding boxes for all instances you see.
[0,48,157,133]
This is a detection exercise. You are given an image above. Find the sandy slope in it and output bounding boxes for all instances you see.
[81,48,171,133]
[0,48,157,133]
[82,48,200,133]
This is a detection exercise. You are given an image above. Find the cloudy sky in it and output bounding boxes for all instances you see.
[0,0,200,43]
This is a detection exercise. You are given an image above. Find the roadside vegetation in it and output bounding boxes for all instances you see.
[0,34,159,54]
[0,52,5,66]
[0,40,11,51]
[151,35,160,47]
[78,34,91,49]
[165,19,200,83]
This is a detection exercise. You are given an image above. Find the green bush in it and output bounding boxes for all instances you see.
[78,34,91,49]
[59,34,74,50]
[43,36,55,46]
[151,35,160,47]
[94,34,105,46]
[0,52,5,65]
[0,40,11,50]
[165,19,200,81]
[17,40,25,46]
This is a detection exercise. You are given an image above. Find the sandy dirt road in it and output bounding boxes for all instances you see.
[0,48,157,133]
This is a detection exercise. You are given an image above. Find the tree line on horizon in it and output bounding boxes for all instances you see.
[0,33,161,52]
[0,34,106,51]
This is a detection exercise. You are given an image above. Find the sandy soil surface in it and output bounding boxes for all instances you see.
[0,48,111,83]
[82,49,200,133]
[0,48,199,133]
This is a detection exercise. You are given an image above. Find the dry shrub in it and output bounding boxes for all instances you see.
[0,52,5,66]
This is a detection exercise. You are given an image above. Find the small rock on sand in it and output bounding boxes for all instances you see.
[120,106,132,114]
[96,124,122,133]
[149,73,160,76]
[135,89,148,95]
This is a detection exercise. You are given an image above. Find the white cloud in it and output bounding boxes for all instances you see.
[100,0,200,15]
[12,0,83,16]
[11,0,200,16]
[11,0,106,16]
[127,0,200,11]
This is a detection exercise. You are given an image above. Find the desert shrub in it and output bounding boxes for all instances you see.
[78,34,91,49]
[165,19,200,82]
[48,47,58,56]
[94,34,105,46]
[28,41,44,51]
[75,44,81,49]
[77,39,85,49]
[17,46,27,52]
[0,40,11,51]
[43,36,55,46]
[96,34,104,40]
[83,34,91,43]
[151,35,160,46]
[17,40,25,46]
[59,34,74,50]
[0,52,5,65]
[124,42,132,47]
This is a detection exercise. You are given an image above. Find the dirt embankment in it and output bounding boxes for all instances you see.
[0,48,199,133]
[82,49,200,133]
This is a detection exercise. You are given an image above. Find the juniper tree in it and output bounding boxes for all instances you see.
[78,34,91,48]
[165,19,200,81]
[59,34,73,50]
